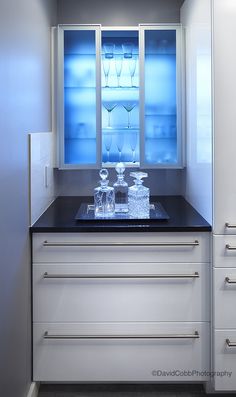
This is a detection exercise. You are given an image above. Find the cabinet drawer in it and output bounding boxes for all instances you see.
[33,322,210,382]
[213,235,236,268]
[214,268,236,328]
[33,263,210,323]
[33,232,210,263]
[213,330,236,391]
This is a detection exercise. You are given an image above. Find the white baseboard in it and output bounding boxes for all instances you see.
[26,382,40,397]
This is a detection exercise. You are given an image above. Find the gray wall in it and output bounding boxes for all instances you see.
[57,0,184,196]
[58,0,184,25]
[0,1,57,396]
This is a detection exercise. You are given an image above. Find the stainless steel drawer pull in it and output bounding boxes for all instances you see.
[225,223,236,229]
[226,339,236,347]
[43,240,199,247]
[225,244,236,250]
[44,331,199,340]
[43,272,199,279]
[225,277,236,284]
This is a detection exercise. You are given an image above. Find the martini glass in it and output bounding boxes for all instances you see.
[103,102,117,128]
[123,102,136,128]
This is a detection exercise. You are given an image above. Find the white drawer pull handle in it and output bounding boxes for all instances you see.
[225,223,236,229]
[43,240,199,247]
[226,244,236,250]
[43,272,199,279]
[226,339,236,347]
[44,331,199,340]
[225,277,236,284]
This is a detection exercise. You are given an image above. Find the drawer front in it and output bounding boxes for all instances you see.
[33,322,210,382]
[33,263,210,323]
[214,268,236,328]
[214,235,236,268]
[33,232,210,263]
[214,330,236,391]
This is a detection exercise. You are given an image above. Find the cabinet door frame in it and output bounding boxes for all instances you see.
[57,24,102,169]
[139,24,184,169]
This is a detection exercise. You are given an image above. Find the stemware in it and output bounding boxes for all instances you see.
[104,42,115,59]
[115,55,123,87]
[122,42,133,59]
[128,55,137,87]
[123,102,136,128]
[102,56,110,87]
[103,102,117,128]
[116,133,125,162]
[103,133,112,162]
[129,130,138,162]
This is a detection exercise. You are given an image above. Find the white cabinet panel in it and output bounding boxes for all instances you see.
[33,262,210,323]
[213,330,236,391]
[213,0,236,234]
[214,268,236,329]
[33,232,210,263]
[33,322,210,382]
[213,235,236,268]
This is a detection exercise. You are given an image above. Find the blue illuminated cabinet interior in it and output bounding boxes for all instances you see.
[57,25,182,168]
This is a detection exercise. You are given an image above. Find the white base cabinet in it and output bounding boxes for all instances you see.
[32,232,210,382]
[34,322,210,382]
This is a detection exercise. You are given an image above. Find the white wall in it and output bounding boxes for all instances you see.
[181,0,213,224]
[56,0,185,197]
[0,1,57,396]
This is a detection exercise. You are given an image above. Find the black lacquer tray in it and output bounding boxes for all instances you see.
[75,202,169,222]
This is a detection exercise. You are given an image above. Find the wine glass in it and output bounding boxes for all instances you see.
[122,42,133,59]
[116,133,124,161]
[102,55,110,87]
[128,55,137,87]
[103,102,117,128]
[115,55,123,87]
[129,130,138,162]
[104,42,115,59]
[104,132,112,162]
[123,102,136,128]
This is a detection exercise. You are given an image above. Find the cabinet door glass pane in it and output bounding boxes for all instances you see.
[64,30,97,165]
[101,30,139,165]
[144,30,177,165]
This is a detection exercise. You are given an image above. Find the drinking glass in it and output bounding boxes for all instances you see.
[104,42,115,59]
[122,42,133,59]
[128,55,137,87]
[103,102,117,128]
[115,55,123,87]
[123,102,136,128]
[102,56,110,87]
[104,133,112,162]
[129,130,138,162]
[116,132,124,161]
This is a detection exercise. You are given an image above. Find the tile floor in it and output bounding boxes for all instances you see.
[38,383,228,397]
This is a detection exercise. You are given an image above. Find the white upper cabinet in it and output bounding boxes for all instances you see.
[56,24,183,169]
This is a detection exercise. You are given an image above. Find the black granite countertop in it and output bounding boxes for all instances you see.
[30,196,211,233]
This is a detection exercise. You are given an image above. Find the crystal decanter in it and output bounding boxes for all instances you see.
[113,162,128,213]
[128,171,150,218]
[94,169,115,218]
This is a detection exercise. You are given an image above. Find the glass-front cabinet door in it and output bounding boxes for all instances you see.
[140,25,182,167]
[57,25,182,169]
[58,25,101,168]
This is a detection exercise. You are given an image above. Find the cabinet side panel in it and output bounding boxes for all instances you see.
[181,0,212,225]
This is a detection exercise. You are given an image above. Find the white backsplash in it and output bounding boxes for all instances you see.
[29,132,56,225]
